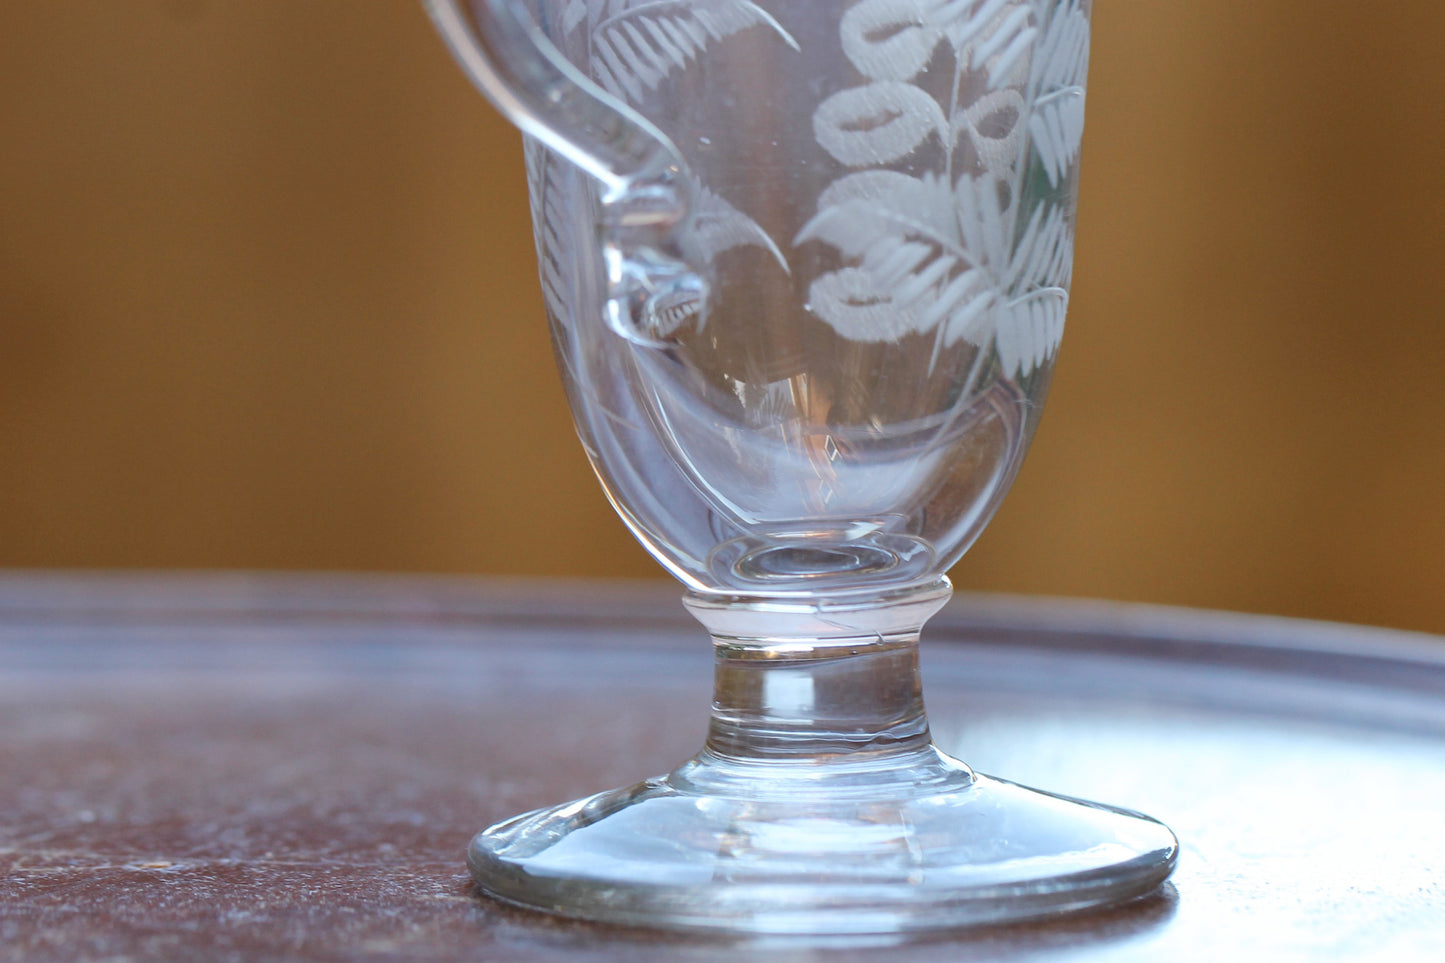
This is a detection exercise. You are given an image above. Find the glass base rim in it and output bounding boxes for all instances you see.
[467,754,1179,936]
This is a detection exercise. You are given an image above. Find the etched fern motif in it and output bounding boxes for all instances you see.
[813,82,950,167]
[837,0,1039,89]
[1027,0,1089,185]
[563,0,798,104]
[797,170,1068,361]
[804,0,1087,377]
[547,0,798,335]
[524,138,573,331]
[649,174,791,336]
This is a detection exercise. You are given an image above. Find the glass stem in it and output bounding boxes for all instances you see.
[682,579,953,766]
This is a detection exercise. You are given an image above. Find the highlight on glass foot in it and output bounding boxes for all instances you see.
[425,0,1177,934]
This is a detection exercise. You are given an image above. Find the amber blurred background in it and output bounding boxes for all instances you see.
[2,2,1443,633]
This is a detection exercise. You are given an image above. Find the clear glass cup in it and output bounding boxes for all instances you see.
[427,0,1176,935]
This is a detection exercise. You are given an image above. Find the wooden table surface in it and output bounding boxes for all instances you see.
[2,573,1442,961]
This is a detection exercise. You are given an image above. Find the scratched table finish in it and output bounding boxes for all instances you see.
[1,574,1442,962]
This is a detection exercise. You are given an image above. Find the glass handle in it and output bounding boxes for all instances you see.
[423,0,708,344]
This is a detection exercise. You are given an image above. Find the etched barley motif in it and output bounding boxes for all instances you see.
[803,0,1090,378]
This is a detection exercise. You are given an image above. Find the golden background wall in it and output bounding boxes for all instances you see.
[3,2,1443,632]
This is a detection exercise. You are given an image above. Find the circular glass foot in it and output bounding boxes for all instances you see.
[468,747,1178,935]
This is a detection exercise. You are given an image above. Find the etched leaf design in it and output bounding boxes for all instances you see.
[586,0,799,104]
[646,176,790,337]
[1027,0,1090,185]
[953,87,1027,176]
[813,82,950,166]
[837,0,1043,88]
[795,0,1087,376]
[996,287,1066,375]
[1029,87,1084,186]
[562,0,588,34]
[956,0,1038,89]
[806,267,926,342]
[797,167,1074,374]
[799,170,945,256]
[839,0,954,82]
[798,172,1008,346]
[1004,199,1074,293]
[544,2,798,335]
[994,200,1073,372]
[690,181,789,274]
[1028,0,1090,92]
[524,138,572,329]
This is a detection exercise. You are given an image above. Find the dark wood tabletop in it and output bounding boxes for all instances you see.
[2,573,1442,961]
